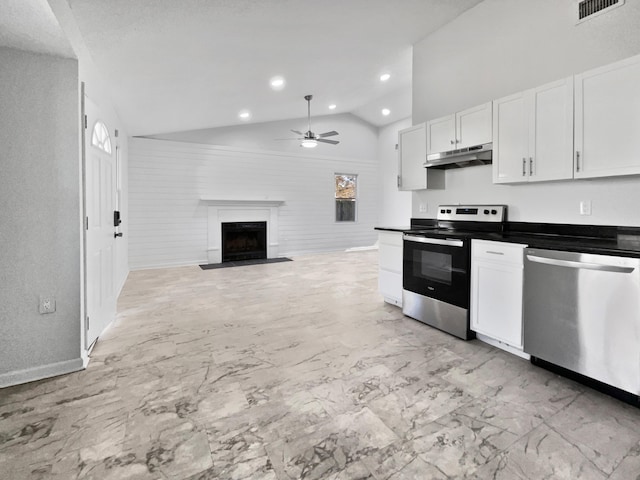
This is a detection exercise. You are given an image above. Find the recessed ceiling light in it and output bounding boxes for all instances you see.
[381,108,391,116]
[238,110,251,120]
[380,73,391,82]
[328,104,337,110]
[270,76,286,90]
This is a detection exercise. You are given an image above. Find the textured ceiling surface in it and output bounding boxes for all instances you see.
[4,0,484,135]
[0,0,74,57]
[68,0,485,135]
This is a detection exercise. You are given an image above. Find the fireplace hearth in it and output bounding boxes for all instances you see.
[221,221,267,262]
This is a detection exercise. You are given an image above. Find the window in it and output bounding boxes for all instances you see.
[91,121,112,154]
[335,174,357,222]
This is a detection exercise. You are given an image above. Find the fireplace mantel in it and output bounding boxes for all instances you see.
[200,197,285,207]
[205,199,283,264]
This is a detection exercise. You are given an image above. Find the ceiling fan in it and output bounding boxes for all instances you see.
[290,95,340,148]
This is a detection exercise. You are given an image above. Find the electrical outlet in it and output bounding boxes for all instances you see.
[39,295,56,314]
[579,200,592,215]
[419,203,428,213]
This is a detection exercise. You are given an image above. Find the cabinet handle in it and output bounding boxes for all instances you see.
[450,140,455,145]
[529,157,533,176]
[486,251,505,255]
[575,151,580,172]
[397,175,401,188]
[522,158,526,176]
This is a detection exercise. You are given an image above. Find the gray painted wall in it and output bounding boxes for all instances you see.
[0,47,82,382]
[411,0,640,225]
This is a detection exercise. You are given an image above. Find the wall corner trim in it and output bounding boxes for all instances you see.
[0,358,84,388]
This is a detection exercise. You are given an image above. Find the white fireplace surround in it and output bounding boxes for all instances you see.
[202,198,285,264]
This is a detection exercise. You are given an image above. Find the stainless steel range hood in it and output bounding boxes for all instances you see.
[423,143,492,170]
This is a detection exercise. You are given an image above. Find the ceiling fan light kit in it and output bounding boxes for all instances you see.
[283,95,340,148]
[270,76,286,90]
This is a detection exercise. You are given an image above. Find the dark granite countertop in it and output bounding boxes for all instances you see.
[375,221,640,258]
[476,231,640,258]
[374,226,413,232]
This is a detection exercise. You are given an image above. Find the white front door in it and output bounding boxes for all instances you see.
[84,96,117,349]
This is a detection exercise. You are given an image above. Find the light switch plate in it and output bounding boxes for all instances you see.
[580,200,592,215]
[419,203,428,213]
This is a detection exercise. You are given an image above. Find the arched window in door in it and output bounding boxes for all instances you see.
[91,121,112,154]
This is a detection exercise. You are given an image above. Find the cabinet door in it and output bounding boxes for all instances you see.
[471,260,523,348]
[398,124,427,190]
[529,77,574,182]
[456,102,492,149]
[378,231,403,306]
[378,232,403,273]
[492,92,529,184]
[427,114,455,154]
[575,54,640,179]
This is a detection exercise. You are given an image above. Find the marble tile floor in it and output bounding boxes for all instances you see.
[2,250,640,479]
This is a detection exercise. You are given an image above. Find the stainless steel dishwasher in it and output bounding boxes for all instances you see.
[523,248,640,397]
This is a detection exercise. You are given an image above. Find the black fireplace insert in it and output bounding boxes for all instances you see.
[221,221,267,262]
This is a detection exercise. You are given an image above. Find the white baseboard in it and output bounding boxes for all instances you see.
[345,245,378,252]
[129,259,208,271]
[0,358,84,388]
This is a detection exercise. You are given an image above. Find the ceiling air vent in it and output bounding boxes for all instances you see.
[577,0,624,23]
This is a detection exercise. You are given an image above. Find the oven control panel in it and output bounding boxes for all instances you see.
[437,205,506,222]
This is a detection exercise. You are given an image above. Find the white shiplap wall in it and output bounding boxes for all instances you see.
[129,138,379,269]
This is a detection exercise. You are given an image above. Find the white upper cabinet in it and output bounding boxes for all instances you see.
[427,102,492,154]
[398,123,444,191]
[457,102,493,149]
[575,54,640,179]
[493,77,574,184]
[493,92,529,183]
[398,123,427,191]
[427,114,455,154]
[530,78,574,181]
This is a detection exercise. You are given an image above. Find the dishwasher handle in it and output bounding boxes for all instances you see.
[526,254,636,274]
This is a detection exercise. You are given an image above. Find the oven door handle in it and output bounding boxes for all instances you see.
[403,235,464,248]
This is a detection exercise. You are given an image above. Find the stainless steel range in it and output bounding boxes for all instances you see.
[402,205,507,339]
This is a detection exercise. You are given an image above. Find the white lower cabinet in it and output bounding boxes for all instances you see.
[470,240,528,357]
[378,231,403,307]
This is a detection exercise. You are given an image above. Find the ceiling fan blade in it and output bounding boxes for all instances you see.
[291,129,304,135]
[318,131,339,138]
[274,138,301,141]
[316,138,339,145]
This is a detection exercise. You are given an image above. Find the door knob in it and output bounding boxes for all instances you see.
[114,232,123,238]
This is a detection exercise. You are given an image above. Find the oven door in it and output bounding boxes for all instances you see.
[403,234,470,309]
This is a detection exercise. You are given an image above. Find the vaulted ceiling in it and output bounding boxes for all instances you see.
[2,0,484,135]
